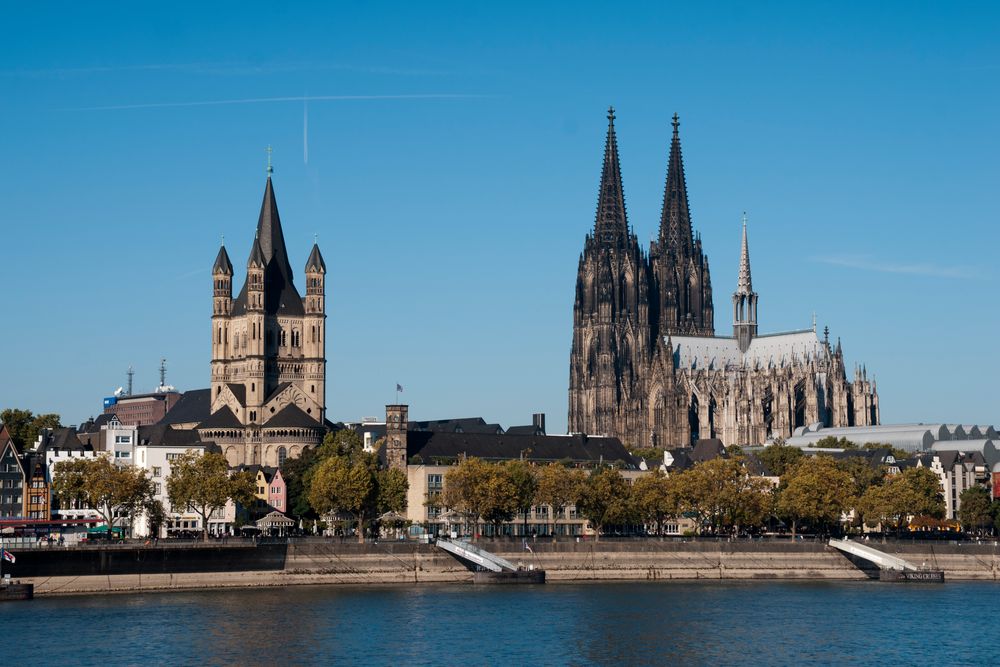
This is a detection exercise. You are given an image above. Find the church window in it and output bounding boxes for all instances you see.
[281,330,287,347]
[310,384,315,393]
[278,447,287,466]
[251,382,255,392]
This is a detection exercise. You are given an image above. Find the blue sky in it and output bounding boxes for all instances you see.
[2,2,998,431]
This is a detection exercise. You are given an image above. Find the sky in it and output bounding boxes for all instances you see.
[2,2,999,432]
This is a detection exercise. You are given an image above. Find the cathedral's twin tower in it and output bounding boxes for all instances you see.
[569,109,878,449]
[202,174,328,467]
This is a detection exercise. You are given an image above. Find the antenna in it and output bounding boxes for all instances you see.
[159,358,167,388]
[127,365,134,396]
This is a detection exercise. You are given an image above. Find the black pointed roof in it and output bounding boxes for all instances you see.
[659,113,694,255]
[594,107,630,247]
[247,235,266,268]
[232,176,305,316]
[305,243,326,274]
[213,244,233,275]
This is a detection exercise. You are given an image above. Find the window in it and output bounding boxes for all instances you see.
[154,483,161,494]
[278,447,287,466]
[428,474,443,490]
[115,435,132,444]
[166,453,181,462]
[535,507,549,519]
[152,467,161,477]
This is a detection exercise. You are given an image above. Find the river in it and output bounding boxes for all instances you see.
[3,581,995,665]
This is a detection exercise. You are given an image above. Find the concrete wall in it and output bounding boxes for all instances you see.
[15,539,1000,596]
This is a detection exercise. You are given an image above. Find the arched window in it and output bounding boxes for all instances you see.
[278,447,287,466]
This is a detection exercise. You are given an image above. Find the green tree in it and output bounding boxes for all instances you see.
[813,436,857,450]
[52,456,152,539]
[857,467,944,533]
[631,470,678,536]
[776,456,854,536]
[1,408,61,450]
[308,455,376,542]
[377,467,409,515]
[440,458,515,539]
[756,444,804,477]
[673,458,771,535]
[958,486,992,535]
[575,467,632,541]
[535,464,586,540]
[167,451,255,541]
[862,442,910,460]
[505,459,538,536]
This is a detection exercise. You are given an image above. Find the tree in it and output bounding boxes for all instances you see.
[776,456,854,536]
[857,467,945,533]
[440,458,520,539]
[835,455,886,501]
[575,467,632,541]
[813,436,857,450]
[52,456,152,539]
[756,444,803,477]
[308,455,375,543]
[631,470,678,536]
[167,451,255,541]
[958,486,992,535]
[377,467,409,515]
[535,464,586,540]
[1,408,61,449]
[505,459,538,536]
[673,458,771,535]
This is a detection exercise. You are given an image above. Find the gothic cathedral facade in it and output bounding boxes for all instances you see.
[568,110,879,449]
[200,173,328,466]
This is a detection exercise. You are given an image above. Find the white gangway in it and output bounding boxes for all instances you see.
[435,538,518,573]
[828,538,917,572]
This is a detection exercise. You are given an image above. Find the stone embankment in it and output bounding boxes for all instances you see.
[18,539,1000,596]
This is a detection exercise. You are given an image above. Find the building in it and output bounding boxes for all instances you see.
[568,110,879,450]
[102,390,181,426]
[133,424,217,537]
[380,404,641,537]
[912,450,990,521]
[199,172,328,467]
[0,439,26,519]
[786,423,1000,454]
[22,452,50,520]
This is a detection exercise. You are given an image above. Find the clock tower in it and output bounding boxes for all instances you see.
[385,404,408,471]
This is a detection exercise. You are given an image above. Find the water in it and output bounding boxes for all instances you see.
[3,581,996,666]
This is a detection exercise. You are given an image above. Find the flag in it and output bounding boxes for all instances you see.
[396,384,403,393]
[1,549,14,564]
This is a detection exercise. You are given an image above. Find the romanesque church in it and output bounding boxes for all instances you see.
[199,172,328,466]
[568,110,879,449]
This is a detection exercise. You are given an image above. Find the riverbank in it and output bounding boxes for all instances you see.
[13,539,1000,596]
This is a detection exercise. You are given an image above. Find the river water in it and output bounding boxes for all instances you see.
[3,581,995,665]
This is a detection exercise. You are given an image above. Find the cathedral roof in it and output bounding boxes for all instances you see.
[213,244,234,275]
[197,405,243,429]
[159,388,212,426]
[305,243,326,274]
[232,176,305,317]
[265,404,320,428]
[670,329,824,370]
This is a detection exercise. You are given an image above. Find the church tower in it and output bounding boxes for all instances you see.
[649,114,714,337]
[732,214,758,353]
[568,108,653,439]
[201,164,327,467]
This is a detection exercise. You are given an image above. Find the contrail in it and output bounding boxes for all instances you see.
[68,93,495,111]
[303,99,309,166]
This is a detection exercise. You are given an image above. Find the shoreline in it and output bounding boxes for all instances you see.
[13,539,1000,596]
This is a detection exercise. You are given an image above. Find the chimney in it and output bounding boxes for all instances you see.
[532,413,546,435]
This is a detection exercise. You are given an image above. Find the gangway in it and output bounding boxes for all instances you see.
[435,538,518,573]
[828,538,917,572]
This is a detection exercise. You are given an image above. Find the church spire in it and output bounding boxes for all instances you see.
[658,113,694,254]
[594,106,629,246]
[736,212,752,295]
[255,175,293,280]
[732,213,758,353]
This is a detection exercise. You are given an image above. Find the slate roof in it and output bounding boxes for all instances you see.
[198,406,243,429]
[265,404,319,429]
[137,424,210,448]
[671,329,824,370]
[36,427,90,453]
[389,431,637,467]
[231,176,305,317]
[690,439,726,463]
[159,388,213,425]
[213,244,234,275]
[263,382,291,405]
[227,383,248,407]
[305,243,326,273]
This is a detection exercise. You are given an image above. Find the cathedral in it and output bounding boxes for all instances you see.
[568,109,879,449]
[199,170,328,466]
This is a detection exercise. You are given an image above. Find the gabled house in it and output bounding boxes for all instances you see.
[0,439,26,519]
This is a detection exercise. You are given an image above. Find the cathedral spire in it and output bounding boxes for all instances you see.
[735,212,752,295]
[658,113,694,254]
[594,106,629,246]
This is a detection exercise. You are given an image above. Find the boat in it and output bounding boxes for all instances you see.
[879,569,944,583]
